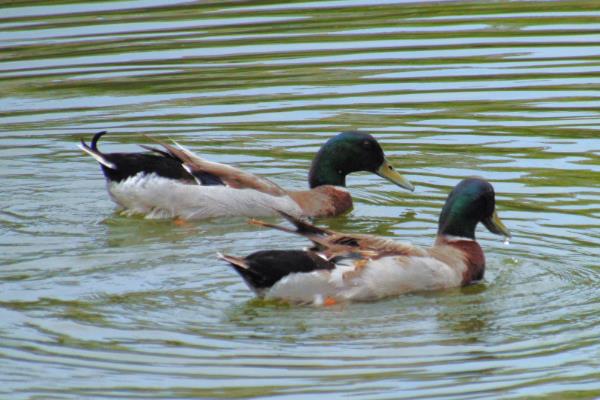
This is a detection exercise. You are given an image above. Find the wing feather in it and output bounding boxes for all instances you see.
[145,136,286,196]
[252,211,427,260]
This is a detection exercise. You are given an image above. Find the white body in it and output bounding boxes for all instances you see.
[108,174,303,220]
[265,252,466,304]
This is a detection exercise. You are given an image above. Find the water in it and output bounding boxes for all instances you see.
[2,0,600,398]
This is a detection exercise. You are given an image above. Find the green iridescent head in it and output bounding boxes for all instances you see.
[438,178,511,240]
[308,131,414,191]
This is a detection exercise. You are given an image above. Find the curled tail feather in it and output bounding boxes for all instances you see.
[80,130,107,152]
[78,131,116,169]
[90,130,107,151]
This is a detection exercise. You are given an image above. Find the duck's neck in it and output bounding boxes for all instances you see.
[436,235,485,285]
[437,200,479,239]
[437,213,479,239]
[308,157,346,188]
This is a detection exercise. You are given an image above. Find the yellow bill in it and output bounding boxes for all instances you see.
[483,210,511,238]
[376,158,414,192]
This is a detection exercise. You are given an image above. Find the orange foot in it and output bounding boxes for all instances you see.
[173,217,188,226]
[324,296,338,307]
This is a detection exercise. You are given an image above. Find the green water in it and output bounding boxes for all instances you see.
[1,0,600,398]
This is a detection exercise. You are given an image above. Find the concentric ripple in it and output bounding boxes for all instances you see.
[1,0,600,399]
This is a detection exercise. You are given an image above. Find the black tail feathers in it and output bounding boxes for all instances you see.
[219,250,335,293]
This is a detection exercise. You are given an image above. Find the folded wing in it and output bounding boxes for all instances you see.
[250,211,427,261]
[150,138,287,196]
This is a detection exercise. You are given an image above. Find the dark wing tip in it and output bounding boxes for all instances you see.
[276,210,328,236]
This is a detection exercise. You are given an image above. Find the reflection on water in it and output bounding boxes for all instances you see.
[1,0,600,398]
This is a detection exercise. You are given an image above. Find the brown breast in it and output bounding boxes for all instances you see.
[288,186,353,217]
[453,240,485,284]
[433,236,486,285]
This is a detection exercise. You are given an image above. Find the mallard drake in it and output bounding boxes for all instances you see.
[79,131,414,219]
[219,178,511,304]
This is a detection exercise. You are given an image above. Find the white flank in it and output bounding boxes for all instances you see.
[347,256,463,299]
[107,174,303,219]
[266,255,465,304]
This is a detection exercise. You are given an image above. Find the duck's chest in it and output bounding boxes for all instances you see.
[288,186,353,217]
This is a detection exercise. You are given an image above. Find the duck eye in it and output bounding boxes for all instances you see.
[362,140,371,148]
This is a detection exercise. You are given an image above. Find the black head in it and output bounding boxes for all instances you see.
[437,178,510,240]
[308,131,414,190]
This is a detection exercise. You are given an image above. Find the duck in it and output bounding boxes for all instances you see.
[219,177,511,305]
[79,130,414,220]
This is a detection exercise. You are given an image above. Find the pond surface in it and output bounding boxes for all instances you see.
[2,0,600,398]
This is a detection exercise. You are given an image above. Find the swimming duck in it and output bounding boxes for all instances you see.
[219,178,511,304]
[79,131,414,219]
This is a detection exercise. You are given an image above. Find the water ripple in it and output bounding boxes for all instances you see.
[2,0,600,399]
